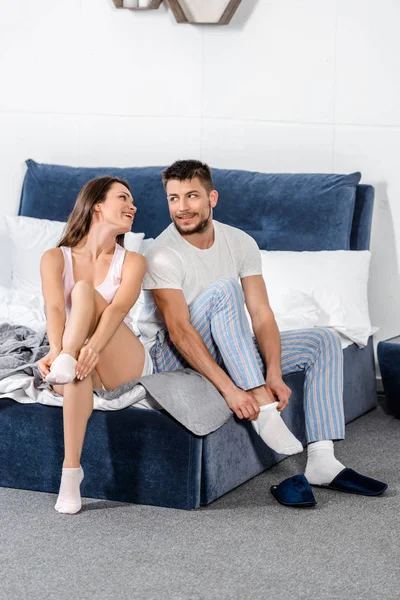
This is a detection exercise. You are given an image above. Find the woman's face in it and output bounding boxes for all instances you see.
[95,182,137,234]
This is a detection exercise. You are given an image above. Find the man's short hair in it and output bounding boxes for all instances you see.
[162,160,214,194]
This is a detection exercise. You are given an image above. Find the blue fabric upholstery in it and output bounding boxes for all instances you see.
[0,400,202,510]
[351,184,375,251]
[20,160,362,251]
[343,336,376,422]
[377,339,400,418]
[212,169,361,250]
[0,160,376,509]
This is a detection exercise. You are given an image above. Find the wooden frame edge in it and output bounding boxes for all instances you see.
[166,0,188,23]
[219,0,242,24]
[166,0,243,24]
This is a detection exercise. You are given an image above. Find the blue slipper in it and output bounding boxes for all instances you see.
[313,468,388,496]
[270,474,317,507]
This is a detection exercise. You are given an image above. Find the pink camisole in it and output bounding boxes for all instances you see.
[60,244,134,331]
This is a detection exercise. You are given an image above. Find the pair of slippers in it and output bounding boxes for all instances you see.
[270,469,388,507]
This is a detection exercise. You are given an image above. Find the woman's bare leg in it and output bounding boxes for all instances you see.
[46,281,102,385]
[53,374,99,468]
[51,374,99,514]
[54,284,145,467]
[82,291,147,390]
[51,285,146,513]
[61,280,101,358]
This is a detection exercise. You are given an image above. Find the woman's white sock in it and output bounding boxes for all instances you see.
[55,466,84,514]
[46,353,77,385]
[305,440,345,485]
[252,402,303,455]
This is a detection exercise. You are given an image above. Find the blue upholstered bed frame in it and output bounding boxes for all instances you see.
[0,161,377,509]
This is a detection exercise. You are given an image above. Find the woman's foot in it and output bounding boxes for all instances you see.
[55,466,84,514]
[46,353,77,385]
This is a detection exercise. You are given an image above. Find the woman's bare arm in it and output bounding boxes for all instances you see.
[40,248,66,353]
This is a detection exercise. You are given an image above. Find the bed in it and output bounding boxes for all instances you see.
[0,160,377,509]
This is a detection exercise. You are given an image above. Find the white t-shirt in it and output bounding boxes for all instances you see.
[137,220,262,350]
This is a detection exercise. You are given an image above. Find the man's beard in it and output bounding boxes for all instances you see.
[173,205,212,236]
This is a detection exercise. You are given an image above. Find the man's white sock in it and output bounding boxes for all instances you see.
[55,466,84,514]
[252,402,303,456]
[305,440,345,485]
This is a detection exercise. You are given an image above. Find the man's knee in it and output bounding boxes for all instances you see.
[313,327,342,353]
[210,277,243,301]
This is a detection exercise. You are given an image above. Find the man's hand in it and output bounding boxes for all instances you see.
[222,386,260,421]
[265,375,291,411]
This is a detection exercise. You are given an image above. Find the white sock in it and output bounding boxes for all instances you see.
[55,466,84,514]
[252,402,303,456]
[305,440,345,485]
[46,353,77,385]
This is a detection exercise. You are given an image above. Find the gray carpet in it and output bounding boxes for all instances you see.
[1,404,399,600]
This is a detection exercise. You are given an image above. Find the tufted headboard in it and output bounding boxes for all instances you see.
[19,160,374,251]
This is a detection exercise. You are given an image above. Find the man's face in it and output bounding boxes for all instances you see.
[166,177,218,236]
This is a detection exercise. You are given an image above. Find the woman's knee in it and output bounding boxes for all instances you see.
[71,280,95,299]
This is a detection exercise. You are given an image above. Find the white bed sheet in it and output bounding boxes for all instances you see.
[0,286,154,410]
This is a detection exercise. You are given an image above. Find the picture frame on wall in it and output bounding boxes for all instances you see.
[166,0,243,24]
[111,0,243,23]
[112,0,163,9]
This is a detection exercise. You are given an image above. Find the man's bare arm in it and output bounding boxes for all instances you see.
[242,275,291,410]
[151,288,260,420]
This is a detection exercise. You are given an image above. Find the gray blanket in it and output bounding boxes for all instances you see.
[0,323,232,435]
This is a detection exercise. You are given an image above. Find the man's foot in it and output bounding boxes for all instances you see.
[304,440,344,485]
[55,466,84,514]
[305,441,388,495]
[252,402,303,455]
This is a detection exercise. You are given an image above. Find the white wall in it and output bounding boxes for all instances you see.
[1,0,399,343]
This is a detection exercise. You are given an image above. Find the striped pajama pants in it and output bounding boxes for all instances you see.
[150,278,345,443]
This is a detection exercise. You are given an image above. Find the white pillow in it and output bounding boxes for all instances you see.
[0,285,46,332]
[5,216,67,295]
[5,216,146,295]
[260,250,373,347]
[139,237,155,255]
[0,217,12,287]
[245,288,322,339]
[127,239,155,333]
[273,290,322,331]
[124,231,145,252]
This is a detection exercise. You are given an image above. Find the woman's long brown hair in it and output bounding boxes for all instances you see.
[57,176,131,248]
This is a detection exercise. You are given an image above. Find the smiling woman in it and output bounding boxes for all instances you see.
[37,175,152,515]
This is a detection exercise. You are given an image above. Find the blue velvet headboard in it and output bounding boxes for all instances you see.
[19,160,374,251]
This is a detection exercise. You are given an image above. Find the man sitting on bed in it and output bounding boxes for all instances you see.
[137,159,386,499]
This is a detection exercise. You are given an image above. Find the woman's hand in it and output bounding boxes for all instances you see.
[37,348,60,380]
[76,345,100,380]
